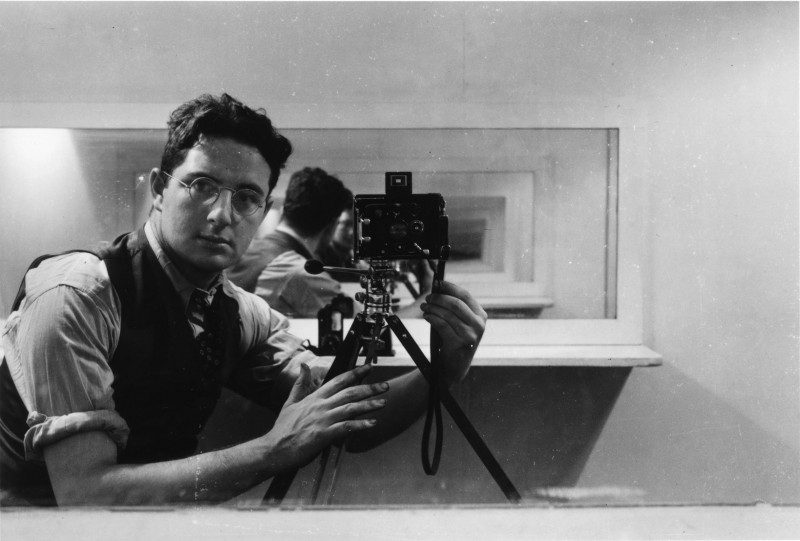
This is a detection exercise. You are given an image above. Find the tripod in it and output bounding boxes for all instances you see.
[262,260,521,505]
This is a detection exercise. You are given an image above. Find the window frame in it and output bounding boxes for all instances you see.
[3,102,654,355]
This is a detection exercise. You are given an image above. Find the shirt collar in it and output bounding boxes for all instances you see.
[143,221,222,309]
[275,224,315,260]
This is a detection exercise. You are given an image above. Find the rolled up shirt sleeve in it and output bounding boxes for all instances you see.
[1,253,129,460]
[23,410,129,460]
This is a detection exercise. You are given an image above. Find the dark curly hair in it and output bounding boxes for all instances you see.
[282,167,353,236]
[160,93,292,192]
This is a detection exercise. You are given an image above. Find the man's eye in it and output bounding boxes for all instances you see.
[192,178,219,195]
[235,190,262,206]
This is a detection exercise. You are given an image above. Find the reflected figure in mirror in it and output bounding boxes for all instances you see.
[226,167,353,317]
[317,208,362,282]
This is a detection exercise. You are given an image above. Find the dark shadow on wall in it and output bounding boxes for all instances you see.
[578,362,800,504]
[200,366,632,505]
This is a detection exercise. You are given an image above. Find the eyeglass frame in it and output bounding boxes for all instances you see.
[160,170,272,217]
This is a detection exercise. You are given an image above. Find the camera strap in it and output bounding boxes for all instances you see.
[421,260,446,475]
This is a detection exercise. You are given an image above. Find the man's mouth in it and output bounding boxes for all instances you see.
[199,234,233,247]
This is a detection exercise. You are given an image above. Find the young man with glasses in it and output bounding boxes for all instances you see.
[0,93,487,506]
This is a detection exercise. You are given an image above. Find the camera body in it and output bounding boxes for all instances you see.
[353,172,449,261]
[314,293,354,355]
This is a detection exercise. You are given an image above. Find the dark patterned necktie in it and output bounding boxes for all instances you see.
[188,289,225,368]
[186,288,227,431]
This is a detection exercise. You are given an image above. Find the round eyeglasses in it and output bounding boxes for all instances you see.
[162,171,271,217]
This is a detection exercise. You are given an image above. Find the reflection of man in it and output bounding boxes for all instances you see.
[227,167,352,317]
[318,208,355,269]
[0,93,487,506]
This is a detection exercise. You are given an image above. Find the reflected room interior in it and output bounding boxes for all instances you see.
[0,128,618,321]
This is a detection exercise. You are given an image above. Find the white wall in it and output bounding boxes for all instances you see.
[1,1,797,503]
[577,2,799,502]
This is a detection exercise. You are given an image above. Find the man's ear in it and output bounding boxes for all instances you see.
[149,168,165,212]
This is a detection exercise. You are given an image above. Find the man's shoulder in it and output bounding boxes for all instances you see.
[263,249,308,274]
[248,232,297,256]
[24,251,112,303]
[244,232,307,274]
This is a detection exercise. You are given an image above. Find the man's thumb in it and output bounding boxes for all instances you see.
[286,363,314,404]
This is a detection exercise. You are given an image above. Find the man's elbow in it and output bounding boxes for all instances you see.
[44,431,134,506]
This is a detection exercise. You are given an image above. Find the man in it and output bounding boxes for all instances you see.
[0,93,486,506]
[318,207,356,270]
[226,167,353,317]
[228,168,432,318]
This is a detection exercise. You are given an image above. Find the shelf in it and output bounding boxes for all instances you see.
[288,319,662,368]
[314,345,661,368]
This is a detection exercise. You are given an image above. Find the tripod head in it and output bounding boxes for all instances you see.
[305,258,416,317]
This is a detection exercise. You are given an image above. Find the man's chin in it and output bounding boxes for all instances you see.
[200,254,236,272]
[186,249,237,276]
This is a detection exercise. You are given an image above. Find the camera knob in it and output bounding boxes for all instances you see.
[361,236,372,243]
[362,218,371,225]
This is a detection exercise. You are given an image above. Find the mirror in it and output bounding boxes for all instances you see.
[0,128,618,320]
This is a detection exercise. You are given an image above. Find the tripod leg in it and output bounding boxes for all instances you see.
[310,313,385,504]
[386,315,522,503]
[262,314,372,506]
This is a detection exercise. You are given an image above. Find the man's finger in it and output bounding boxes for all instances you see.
[327,383,389,409]
[423,293,486,336]
[423,310,479,349]
[327,397,387,425]
[434,281,488,320]
[330,419,377,438]
[314,364,373,399]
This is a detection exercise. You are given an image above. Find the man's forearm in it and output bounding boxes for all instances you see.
[46,363,392,506]
[45,430,291,506]
[346,369,430,452]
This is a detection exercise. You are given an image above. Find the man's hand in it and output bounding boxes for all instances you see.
[263,363,388,470]
[420,280,488,385]
[407,259,434,295]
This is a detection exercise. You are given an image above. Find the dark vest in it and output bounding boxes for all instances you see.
[0,229,241,504]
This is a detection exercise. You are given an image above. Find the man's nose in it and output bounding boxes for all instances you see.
[207,188,234,225]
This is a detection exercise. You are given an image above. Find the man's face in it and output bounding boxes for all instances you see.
[332,209,355,248]
[151,136,272,286]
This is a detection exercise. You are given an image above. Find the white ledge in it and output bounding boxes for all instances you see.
[321,345,661,368]
[288,318,661,368]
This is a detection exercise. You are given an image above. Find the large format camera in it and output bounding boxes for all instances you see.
[353,172,449,261]
[312,172,449,356]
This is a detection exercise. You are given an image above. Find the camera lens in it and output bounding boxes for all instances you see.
[388,221,409,239]
[410,220,424,234]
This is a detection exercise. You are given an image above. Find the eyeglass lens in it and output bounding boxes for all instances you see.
[189,178,265,216]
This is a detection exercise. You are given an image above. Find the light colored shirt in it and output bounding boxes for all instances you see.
[254,249,342,318]
[1,222,318,460]
[228,228,343,318]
